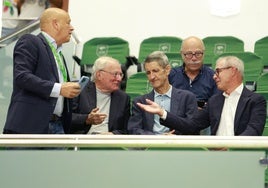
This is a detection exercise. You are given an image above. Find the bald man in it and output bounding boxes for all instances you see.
[169,36,219,107]
[3,8,81,134]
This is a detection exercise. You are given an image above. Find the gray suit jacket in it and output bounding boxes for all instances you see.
[71,81,130,134]
[128,87,198,135]
[162,87,267,136]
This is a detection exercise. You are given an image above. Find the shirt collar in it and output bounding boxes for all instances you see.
[42,31,63,53]
[223,83,244,97]
[154,85,172,98]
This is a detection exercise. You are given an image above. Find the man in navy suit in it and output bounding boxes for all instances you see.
[3,8,81,134]
[71,56,130,135]
[138,56,266,136]
[128,51,198,135]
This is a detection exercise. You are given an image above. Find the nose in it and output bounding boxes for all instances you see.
[213,74,218,80]
[70,25,74,31]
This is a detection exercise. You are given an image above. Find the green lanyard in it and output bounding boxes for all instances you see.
[46,39,67,82]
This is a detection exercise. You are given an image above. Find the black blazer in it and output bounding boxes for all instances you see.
[4,33,72,134]
[71,81,130,134]
[162,87,267,136]
[128,87,198,135]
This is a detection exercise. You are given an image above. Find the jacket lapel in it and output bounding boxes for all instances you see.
[38,33,59,82]
[234,87,250,130]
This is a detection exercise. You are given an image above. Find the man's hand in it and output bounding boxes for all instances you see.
[163,130,175,135]
[60,82,81,98]
[86,108,107,125]
[137,99,164,116]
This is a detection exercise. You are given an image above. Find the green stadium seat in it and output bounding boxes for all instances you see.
[203,36,244,67]
[165,52,183,68]
[257,73,268,92]
[138,36,182,63]
[125,72,151,103]
[254,36,268,72]
[80,37,130,76]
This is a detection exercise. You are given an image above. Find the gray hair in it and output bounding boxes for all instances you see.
[144,51,169,68]
[216,56,244,76]
[91,56,119,81]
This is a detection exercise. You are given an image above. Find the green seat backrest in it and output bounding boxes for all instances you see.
[254,36,268,68]
[80,37,130,65]
[203,36,244,66]
[125,72,151,103]
[215,52,263,84]
[138,36,182,63]
[257,73,268,92]
[165,52,183,68]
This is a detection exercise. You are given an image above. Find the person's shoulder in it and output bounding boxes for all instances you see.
[243,87,266,100]
[202,65,215,74]
[169,66,184,79]
[170,66,183,73]
[172,87,195,97]
[113,89,131,100]
[19,33,38,40]
[132,92,151,102]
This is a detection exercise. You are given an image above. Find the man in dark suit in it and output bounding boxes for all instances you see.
[3,8,81,134]
[138,56,267,136]
[128,51,198,135]
[71,56,130,135]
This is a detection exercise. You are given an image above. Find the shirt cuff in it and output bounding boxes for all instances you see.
[50,83,61,97]
[160,109,167,120]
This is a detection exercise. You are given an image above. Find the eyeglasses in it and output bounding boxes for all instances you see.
[214,66,232,76]
[100,70,124,78]
[183,51,204,59]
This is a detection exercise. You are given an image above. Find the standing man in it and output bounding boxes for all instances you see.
[138,56,266,136]
[3,8,80,134]
[128,51,198,135]
[169,36,219,108]
[71,56,130,135]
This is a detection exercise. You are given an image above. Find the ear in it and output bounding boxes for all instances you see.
[52,19,59,31]
[165,64,171,75]
[96,70,102,80]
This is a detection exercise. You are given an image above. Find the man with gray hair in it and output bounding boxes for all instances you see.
[137,56,266,136]
[71,56,130,134]
[128,51,199,135]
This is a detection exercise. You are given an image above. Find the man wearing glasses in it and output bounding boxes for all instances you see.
[71,56,130,135]
[169,36,219,109]
[168,36,219,135]
[138,56,266,136]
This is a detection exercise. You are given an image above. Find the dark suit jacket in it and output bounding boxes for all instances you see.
[128,87,198,135]
[161,87,267,136]
[71,81,130,134]
[4,33,72,134]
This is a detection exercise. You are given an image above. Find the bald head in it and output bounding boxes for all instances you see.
[40,8,67,31]
[40,7,73,45]
[181,36,205,52]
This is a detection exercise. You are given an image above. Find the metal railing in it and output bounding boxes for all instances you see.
[0,134,268,149]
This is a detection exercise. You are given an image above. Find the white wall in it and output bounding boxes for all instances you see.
[69,0,268,58]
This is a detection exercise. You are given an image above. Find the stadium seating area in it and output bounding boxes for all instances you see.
[77,35,268,134]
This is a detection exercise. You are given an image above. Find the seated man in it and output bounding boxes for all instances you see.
[137,56,267,136]
[71,56,130,134]
[128,51,199,135]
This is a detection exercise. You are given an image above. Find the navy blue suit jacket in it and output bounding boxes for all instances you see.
[161,87,267,136]
[71,81,130,134]
[128,87,198,135]
[4,33,72,134]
